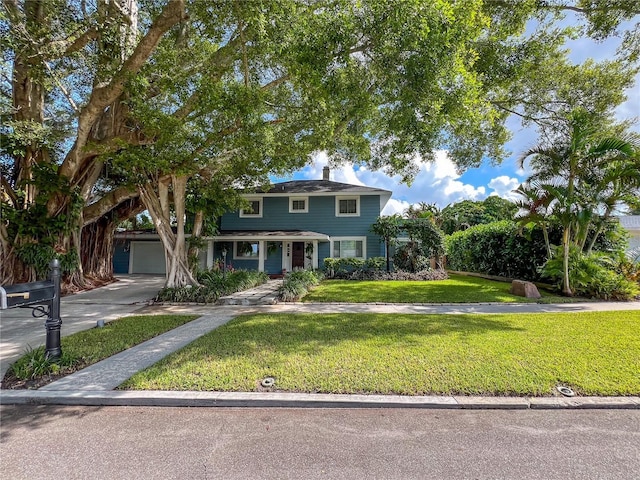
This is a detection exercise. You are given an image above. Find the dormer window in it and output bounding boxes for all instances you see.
[289,196,308,213]
[240,198,263,218]
[336,196,359,217]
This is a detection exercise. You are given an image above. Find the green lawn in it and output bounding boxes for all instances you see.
[301,274,571,303]
[121,310,640,396]
[4,314,199,386]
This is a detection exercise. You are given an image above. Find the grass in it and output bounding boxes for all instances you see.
[121,310,640,396]
[301,274,573,303]
[3,314,199,387]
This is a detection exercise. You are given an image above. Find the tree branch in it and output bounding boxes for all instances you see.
[82,185,139,225]
[60,0,186,182]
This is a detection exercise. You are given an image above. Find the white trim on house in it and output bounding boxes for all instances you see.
[239,197,263,218]
[289,196,309,213]
[335,196,360,217]
[331,236,367,259]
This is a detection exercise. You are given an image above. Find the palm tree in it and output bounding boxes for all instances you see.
[584,154,640,253]
[518,110,637,296]
[513,181,555,259]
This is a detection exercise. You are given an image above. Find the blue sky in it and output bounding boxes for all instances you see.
[277,17,639,216]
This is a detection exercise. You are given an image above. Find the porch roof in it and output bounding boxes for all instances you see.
[212,230,330,242]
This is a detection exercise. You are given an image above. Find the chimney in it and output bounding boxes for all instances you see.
[322,166,330,181]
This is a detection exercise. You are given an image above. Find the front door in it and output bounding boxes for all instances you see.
[292,242,305,269]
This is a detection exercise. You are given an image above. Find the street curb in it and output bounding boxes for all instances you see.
[1,390,639,409]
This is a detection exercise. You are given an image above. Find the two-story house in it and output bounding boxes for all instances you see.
[113,167,391,275]
[215,167,391,274]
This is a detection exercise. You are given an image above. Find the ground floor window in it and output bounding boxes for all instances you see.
[234,241,259,259]
[332,237,366,259]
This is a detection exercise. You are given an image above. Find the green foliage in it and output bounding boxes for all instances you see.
[392,241,431,273]
[518,108,640,295]
[541,248,639,301]
[278,269,324,302]
[8,346,64,380]
[323,257,388,279]
[445,221,557,280]
[370,215,404,271]
[441,197,518,235]
[4,0,638,287]
[364,257,386,271]
[155,269,269,303]
[403,218,445,258]
[323,257,365,278]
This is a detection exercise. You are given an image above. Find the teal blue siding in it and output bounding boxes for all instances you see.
[113,243,130,274]
[221,194,383,259]
[230,258,259,270]
[265,245,282,274]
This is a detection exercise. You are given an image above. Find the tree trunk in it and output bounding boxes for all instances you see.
[562,226,573,296]
[187,210,205,270]
[542,224,552,259]
[81,197,145,282]
[139,176,200,288]
[385,239,391,272]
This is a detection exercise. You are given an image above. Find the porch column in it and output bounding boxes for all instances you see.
[258,240,265,272]
[312,240,318,269]
[207,240,214,269]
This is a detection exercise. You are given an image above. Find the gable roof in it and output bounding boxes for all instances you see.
[264,180,391,196]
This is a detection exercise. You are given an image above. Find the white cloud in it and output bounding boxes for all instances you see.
[298,150,503,216]
[381,198,411,216]
[487,176,522,201]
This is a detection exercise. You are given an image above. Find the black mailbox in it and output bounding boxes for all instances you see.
[0,259,62,360]
[1,281,55,309]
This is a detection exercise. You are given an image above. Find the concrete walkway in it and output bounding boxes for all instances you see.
[217,279,281,305]
[1,277,640,409]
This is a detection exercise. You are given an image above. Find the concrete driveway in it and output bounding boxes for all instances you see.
[0,275,166,379]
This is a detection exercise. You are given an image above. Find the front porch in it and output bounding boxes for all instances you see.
[208,230,330,275]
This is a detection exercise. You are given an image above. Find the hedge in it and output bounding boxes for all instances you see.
[445,221,556,281]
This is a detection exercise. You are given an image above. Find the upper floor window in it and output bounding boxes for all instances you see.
[336,196,360,217]
[289,196,308,213]
[240,198,263,218]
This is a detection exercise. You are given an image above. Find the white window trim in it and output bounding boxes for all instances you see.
[234,241,260,260]
[239,197,263,218]
[335,196,360,217]
[331,236,367,259]
[289,196,309,213]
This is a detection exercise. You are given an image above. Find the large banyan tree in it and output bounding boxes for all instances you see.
[1,0,637,288]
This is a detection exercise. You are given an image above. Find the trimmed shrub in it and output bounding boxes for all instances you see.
[279,269,324,301]
[344,269,449,281]
[324,257,367,278]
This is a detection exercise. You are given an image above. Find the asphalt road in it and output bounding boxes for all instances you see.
[1,406,639,479]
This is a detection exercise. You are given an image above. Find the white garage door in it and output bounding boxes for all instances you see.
[129,241,209,274]
[131,242,166,274]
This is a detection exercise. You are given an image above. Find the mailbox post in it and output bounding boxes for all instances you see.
[0,259,62,360]
[45,259,62,359]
